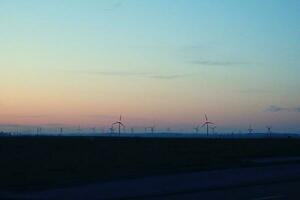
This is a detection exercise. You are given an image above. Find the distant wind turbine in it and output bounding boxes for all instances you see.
[145,126,155,134]
[201,114,214,136]
[111,115,125,135]
[193,126,200,133]
[37,127,42,134]
[266,126,272,136]
[248,125,254,134]
[110,126,114,134]
[210,126,216,134]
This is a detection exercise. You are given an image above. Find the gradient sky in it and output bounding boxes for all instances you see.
[0,0,299,132]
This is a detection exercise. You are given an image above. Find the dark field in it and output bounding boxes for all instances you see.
[1,136,300,191]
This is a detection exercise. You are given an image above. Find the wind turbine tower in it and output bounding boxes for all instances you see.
[145,126,155,134]
[111,115,125,135]
[248,125,254,134]
[110,126,114,134]
[210,126,216,134]
[266,126,272,136]
[201,114,214,136]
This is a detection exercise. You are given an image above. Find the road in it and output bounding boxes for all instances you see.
[144,180,300,200]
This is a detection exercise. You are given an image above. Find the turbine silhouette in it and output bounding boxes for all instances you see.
[201,114,214,136]
[112,115,125,135]
[193,126,200,133]
[266,126,272,136]
[109,126,115,134]
[210,126,216,134]
[36,127,42,134]
[248,125,254,134]
[145,126,155,134]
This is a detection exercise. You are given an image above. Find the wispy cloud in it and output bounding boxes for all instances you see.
[239,89,272,94]
[0,114,49,118]
[147,74,186,80]
[293,107,300,112]
[189,60,246,66]
[42,123,66,127]
[265,105,286,112]
[71,70,187,80]
[82,71,148,76]
[265,105,300,113]
[86,114,154,123]
[86,114,116,119]
[103,0,123,11]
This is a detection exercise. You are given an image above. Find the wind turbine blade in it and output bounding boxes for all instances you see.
[205,114,208,121]
[120,122,125,127]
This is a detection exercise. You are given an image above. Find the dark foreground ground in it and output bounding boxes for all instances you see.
[1,136,300,193]
[4,163,300,199]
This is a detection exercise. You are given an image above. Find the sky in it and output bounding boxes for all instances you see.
[0,0,299,133]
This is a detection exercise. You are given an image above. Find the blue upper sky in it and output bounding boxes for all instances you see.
[0,0,299,132]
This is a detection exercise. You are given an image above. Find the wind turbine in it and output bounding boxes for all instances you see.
[110,126,115,134]
[77,126,81,133]
[193,126,200,133]
[248,125,254,134]
[145,126,155,134]
[111,115,125,135]
[36,127,42,134]
[201,114,214,136]
[210,126,216,134]
[266,126,272,136]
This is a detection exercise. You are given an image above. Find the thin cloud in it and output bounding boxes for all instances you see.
[0,114,49,118]
[71,70,186,80]
[0,124,24,127]
[103,0,123,11]
[189,60,246,66]
[86,114,116,119]
[265,105,300,113]
[42,123,66,127]
[239,89,272,94]
[292,107,300,112]
[83,71,148,77]
[147,74,187,80]
[17,115,49,118]
[265,105,286,112]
